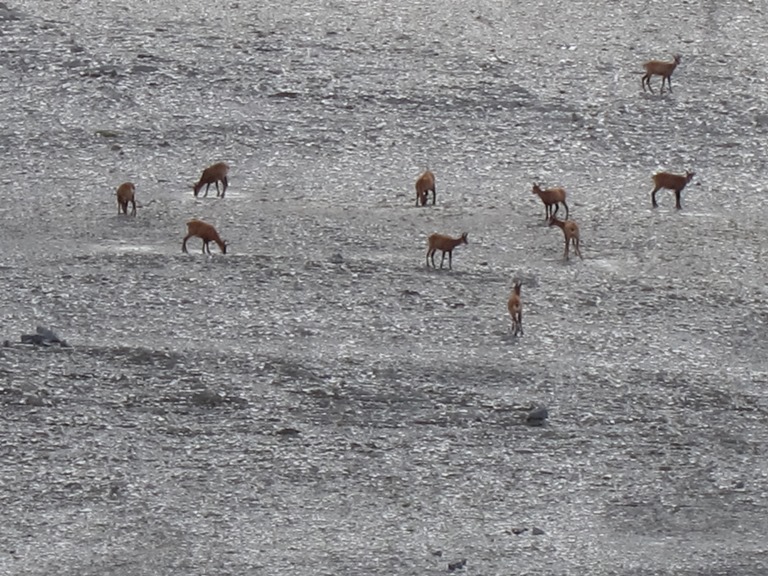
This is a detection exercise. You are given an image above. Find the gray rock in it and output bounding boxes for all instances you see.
[525,405,549,426]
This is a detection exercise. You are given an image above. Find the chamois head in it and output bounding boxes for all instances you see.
[685,170,695,182]
[673,54,682,65]
[460,232,468,245]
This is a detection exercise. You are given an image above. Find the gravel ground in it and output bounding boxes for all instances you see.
[1,1,768,575]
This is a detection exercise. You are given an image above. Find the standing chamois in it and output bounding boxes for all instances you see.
[116,182,136,216]
[650,170,695,209]
[507,281,523,336]
[532,183,569,220]
[182,219,228,255]
[426,232,468,270]
[548,216,583,261]
[641,55,681,94]
[193,162,230,198]
[415,170,436,206]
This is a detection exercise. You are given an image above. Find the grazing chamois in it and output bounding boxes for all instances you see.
[642,54,681,94]
[650,170,695,209]
[507,281,523,336]
[182,219,228,254]
[116,182,136,216]
[415,170,436,206]
[193,162,229,198]
[548,215,583,261]
[426,232,468,270]
[532,183,569,220]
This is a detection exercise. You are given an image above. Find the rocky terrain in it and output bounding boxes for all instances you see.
[1,0,768,574]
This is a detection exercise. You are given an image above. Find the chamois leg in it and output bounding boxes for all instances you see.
[562,200,569,220]
[551,203,559,219]
[651,186,661,208]
[675,189,683,210]
[642,74,651,93]
[518,311,523,336]
[563,238,569,261]
[439,251,446,269]
[447,251,453,270]
[130,199,136,216]
[431,186,436,205]
[574,238,583,260]
[182,235,191,253]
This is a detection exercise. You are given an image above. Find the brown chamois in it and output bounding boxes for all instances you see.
[548,215,583,261]
[651,170,695,209]
[532,182,569,220]
[415,170,436,206]
[193,162,229,198]
[507,281,523,336]
[426,232,468,270]
[182,219,228,255]
[116,182,136,216]
[642,54,681,94]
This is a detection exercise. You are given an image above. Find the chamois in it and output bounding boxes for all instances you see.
[182,219,228,255]
[415,170,436,206]
[532,183,569,220]
[548,215,583,261]
[507,281,523,336]
[650,170,695,209]
[426,232,468,270]
[116,182,136,216]
[193,162,229,198]
[642,54,681,94]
